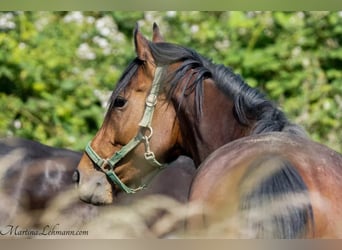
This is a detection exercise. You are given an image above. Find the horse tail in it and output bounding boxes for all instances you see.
[238,154,314,238]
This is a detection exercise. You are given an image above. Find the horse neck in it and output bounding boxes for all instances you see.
[173,75,305,166]
[175,79,251,165]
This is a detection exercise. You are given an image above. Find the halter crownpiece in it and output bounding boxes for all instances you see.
[85,66,166,194]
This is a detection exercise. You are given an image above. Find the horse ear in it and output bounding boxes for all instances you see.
[152,23,164,43]
[134,23,154,62]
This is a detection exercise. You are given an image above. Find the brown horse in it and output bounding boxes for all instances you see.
[0,137,195,236]
[76,23,342,238]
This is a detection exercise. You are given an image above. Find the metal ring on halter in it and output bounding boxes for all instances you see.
[143,126,153,140]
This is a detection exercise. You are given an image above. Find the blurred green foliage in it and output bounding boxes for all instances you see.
[0,11,341,152]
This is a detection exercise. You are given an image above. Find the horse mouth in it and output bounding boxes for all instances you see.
[79,194,112,206]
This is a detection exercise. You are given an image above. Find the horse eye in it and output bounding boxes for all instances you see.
[113,96,127,108]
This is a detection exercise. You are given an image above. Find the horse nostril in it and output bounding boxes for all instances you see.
[72,170,80,183]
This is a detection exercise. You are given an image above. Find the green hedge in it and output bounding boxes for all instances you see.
[0,11,341,152]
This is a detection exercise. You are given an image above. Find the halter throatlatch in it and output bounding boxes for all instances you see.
[85,66,165,194]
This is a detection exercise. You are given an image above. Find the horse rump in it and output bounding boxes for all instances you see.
[238,154,314,238]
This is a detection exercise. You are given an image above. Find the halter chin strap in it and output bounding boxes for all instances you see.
[85,66,165,194]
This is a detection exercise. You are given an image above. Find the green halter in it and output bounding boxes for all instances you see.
[85,66,165,194]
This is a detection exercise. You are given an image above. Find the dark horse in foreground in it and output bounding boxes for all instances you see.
[76,23,342,238]
[0,137,195,236]
[0,137,87,226]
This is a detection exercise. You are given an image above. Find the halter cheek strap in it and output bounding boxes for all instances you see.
[85,66,165,194]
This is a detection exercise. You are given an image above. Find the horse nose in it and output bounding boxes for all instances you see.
[77,174,113,205]
[72,170,80,183]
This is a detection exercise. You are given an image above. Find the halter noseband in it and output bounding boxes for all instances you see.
[85,66,165,193]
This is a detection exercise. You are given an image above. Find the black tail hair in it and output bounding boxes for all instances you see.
[238,155,314,238]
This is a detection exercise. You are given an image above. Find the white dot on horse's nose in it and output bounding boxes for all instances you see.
[72,170,80,183]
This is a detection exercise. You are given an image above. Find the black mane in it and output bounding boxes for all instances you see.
[108,40,305,136]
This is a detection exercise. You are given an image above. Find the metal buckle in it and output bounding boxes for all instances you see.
[146,94,157,107]
[100,159,110,171]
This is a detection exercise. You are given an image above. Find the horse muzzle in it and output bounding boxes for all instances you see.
[77,171,114,205]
